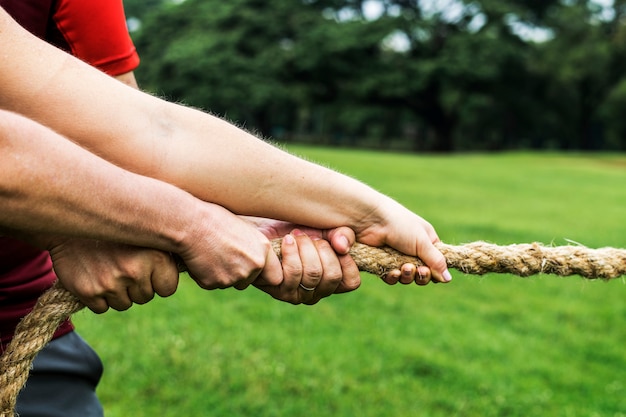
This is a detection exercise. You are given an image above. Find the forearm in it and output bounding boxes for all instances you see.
[0,9,384,232]
[152,106,386,228]
[0,110,201,253]
[0,8,451,281]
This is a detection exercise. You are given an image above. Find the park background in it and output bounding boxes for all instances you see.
[76,1,625,416]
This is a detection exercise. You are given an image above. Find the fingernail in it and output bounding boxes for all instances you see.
[339,235,350,251]
[284,234,295,245]
[291,229,304,236]
[443,270,452,282]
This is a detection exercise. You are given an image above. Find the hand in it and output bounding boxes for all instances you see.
[354,198,452,285]
[247,216,428,287]
[48,238,179,313]
[176,204,283,291]
[253,229,360,304]
[244,218,360,301]
[245,216,356,257]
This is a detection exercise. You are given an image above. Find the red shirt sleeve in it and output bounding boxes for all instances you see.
[52,0,140,76]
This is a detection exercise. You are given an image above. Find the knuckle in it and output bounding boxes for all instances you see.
[326,270,343,285]
[97,274,116,293]
[304,266,324,281]
[215,277,233,288]
[252,255,266,271]
[315,239,332,250]
[154,250,173,265]
[193,279,216,290]
[283,263,303,278]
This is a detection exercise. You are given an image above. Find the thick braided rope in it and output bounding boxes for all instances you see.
[2,240,626,416]
[0,281,82,417]
[351,241,626,279]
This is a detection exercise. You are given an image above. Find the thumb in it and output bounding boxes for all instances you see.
[419,242,451,283]
[326,226,356,255]
[252,245,284,287]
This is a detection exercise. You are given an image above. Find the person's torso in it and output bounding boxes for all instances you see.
[0,237,72,351]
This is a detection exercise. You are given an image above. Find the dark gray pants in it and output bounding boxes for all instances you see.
[15,331,104,417]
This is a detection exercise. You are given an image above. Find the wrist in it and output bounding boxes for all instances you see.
[352,195,398,246]
[170,199,228,257]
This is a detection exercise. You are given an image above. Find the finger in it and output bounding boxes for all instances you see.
[398,263,416,285]
[308,238,343,300]
[82,297,110,314]
[249,242,283,289]
[326,226,356,255]
[294,231,324,292]
[417,239,451,283]
[332,253,361,294]
[233,273,259,290]
[382,269,401,285]
[279,233,303,293]
[62,280,110,314]
[127,260,158,304]
[152,253,180,297]
[104,290,133,312]
[127,281,155,305]
[92,273,133,311]
[415,265,432,286]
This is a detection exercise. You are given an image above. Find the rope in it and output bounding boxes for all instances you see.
[0,281,82,417]
[353,241,626,279]
[2,239,626,416]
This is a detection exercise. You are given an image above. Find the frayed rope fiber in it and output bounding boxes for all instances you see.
[2,239,626,416]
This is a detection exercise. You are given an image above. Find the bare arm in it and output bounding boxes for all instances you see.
[0,109,285,309]
[0,110,190,248]
[114,71,139,88]
[0,8,450,282]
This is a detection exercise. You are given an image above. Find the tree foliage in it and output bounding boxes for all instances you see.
[131,0,626,151]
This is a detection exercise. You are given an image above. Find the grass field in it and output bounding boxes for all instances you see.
[74,149,626,417]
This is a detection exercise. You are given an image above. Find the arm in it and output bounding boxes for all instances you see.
[114,71,139,88]
[0,9,450,283]
[0,109,284,311]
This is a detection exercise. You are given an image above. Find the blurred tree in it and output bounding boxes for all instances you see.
[134,0,305,136]
[131,0,626,151]
[529,0,626,149]
[596,0,626,150]
[122,0,167,25]
[123,0,167,20]
[134,0,408,141]
[324,0,556,151]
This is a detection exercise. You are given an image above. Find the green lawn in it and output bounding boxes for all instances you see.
[74,149,626,417]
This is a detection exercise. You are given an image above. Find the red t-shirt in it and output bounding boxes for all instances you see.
[0,0,140,351]
[0,0,140,75]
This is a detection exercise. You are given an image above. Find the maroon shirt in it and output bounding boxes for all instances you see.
[0,238,74,351]
[0,0,140,351]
